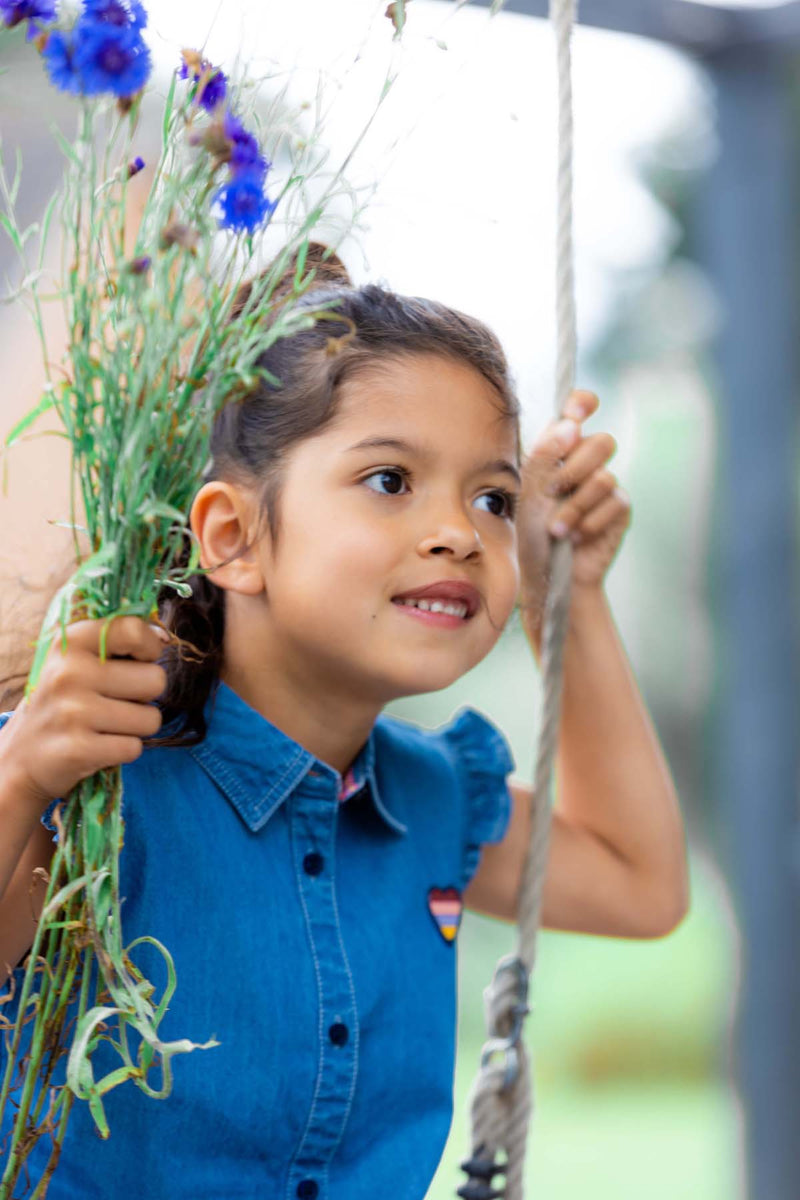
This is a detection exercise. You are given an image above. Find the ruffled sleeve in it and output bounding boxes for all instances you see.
[0,711,62,842]
[439,706,516,890]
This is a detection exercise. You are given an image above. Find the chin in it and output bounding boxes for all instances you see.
[382,662,474,701]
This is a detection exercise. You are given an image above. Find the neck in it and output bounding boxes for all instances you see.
[219,654,382,778]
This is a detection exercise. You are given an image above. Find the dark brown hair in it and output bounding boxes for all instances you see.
[2,246,521,746]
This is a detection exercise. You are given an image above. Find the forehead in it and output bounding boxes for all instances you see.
[328,353,519,460]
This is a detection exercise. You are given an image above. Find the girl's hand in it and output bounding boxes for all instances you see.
[1,617,168,812]
[517,390,631,633]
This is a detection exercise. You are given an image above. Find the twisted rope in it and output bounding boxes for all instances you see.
[458,2,577,1197]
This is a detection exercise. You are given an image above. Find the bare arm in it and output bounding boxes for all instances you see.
[465,585,689,937]
[0,750,55,979]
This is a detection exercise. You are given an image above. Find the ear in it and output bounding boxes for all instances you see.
[190,481,267,596]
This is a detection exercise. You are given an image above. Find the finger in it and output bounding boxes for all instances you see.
[545,432,617,497]
[84,693,164,739]
[526,417,581,472]
[65,616,167,664]
[562,389,600,423]
[576,488,632,537]
[85,658,169,704]
[549,469,619,536]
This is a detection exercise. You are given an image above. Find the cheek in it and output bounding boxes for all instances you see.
[275,518,394,619]
[491,539,521,619]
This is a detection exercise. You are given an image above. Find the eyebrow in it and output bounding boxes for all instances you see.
[345,436,522,488]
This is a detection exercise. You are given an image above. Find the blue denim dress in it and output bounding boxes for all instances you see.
[0,679,514,1199]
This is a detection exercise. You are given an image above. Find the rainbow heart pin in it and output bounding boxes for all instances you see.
[427,886,463,944]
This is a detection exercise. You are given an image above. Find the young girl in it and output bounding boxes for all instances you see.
[0,249,687,1199]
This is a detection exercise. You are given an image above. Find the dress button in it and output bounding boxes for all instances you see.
[303,852,324,876]
[329,1022,349,1046]
[297,1181,319,1199]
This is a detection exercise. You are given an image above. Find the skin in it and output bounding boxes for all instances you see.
[191,356,689,938]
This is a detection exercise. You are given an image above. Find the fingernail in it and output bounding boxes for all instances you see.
[149,622,170,643]
[550,520,569,539]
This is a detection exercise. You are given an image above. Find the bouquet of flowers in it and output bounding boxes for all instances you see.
[0,2,401,1194]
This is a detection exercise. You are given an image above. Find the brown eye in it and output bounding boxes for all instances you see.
[476,490,517,519]
[363,468,409,496]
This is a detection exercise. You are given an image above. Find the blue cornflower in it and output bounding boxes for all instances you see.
[196,67,225,111]
[82,0,147,30]
[223,110,267,178]
[214,169,276,234]
[127,155,145,177]
[42,29,81,93]
[44,18,151,98]
[179,54,226,113]
[0,0,55,28]
[74,21,150,96]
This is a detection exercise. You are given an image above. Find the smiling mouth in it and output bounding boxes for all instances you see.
[391,597,471,622]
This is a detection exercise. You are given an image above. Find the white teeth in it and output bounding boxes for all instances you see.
[398,598,468,619]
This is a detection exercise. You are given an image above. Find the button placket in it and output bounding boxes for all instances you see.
[287,778,359,1200]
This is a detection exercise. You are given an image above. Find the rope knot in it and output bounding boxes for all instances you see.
[484,955,530,1043]
[479,955,530,1093]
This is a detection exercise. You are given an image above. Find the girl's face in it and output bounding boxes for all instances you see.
[248,353,522,703]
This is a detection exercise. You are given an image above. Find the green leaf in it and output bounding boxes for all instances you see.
[4,389,57,448]
[24,577,76,692]
[38,191,60,270]
[0,212,24,258]
[293,239,309,290]
[95,1064,142,1096]
[162,71,178,153]
[46,518,90,533]
[67,1005,123,1101]
[135,498,187,525]
[71,542,118,584]
[90,869,113,925]
[50,123,82,168]
[41,873,91,922]
[9,144,22,208]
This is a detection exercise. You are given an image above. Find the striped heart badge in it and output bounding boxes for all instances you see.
[427,886,463,944]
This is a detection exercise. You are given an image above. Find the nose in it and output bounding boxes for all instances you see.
[416,502,483,560]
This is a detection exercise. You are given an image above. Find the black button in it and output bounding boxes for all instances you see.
[297,1181,318,1200]
[303,852,324,876]
[329,1022,349,1047]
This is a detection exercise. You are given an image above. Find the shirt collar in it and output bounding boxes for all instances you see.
[187,679,406,836]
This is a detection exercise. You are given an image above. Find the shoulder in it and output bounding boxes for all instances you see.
[374,706,514,789]
[373,708,515,886]
[376,700,513,768]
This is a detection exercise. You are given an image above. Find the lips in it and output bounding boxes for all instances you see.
[391,579,481,619]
